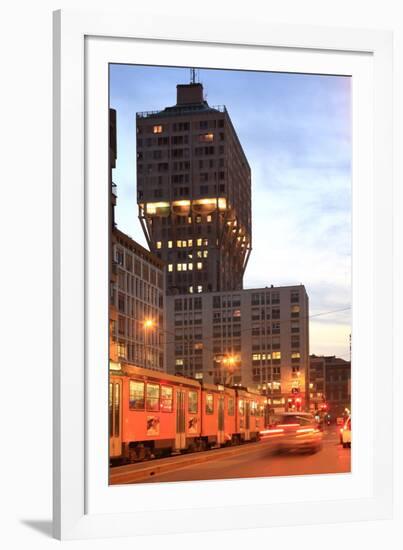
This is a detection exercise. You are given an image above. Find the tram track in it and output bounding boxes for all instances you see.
[110,438,275,484]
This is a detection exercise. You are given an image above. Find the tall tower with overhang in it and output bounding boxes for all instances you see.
[136,81,251,295]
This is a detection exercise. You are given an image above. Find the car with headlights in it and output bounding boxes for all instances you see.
[270,412,323,454]
[339,416,351,448]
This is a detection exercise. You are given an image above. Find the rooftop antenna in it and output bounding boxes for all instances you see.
[190,67,198,84]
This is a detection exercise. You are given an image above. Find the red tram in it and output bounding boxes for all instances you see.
[109,364,266,463]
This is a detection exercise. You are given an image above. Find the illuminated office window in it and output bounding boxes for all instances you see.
[153,125,163,134]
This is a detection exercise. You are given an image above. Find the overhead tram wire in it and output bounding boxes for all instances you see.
[159,305,352,349]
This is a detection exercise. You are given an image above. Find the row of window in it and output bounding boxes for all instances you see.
[114,247,163,288]
[128,380,261,417]
[157,238,209,249]
[138,132,224,147]
[140,119,225,135]
[251,291,301,306]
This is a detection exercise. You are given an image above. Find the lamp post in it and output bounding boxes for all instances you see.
[222,354,236,385]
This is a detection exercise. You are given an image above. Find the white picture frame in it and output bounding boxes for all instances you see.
[53,9,393,540]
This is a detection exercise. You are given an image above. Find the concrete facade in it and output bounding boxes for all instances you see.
[309,355,351,417]
[110,228,166,371]
[166,285,309,411]
[136,82,252,295]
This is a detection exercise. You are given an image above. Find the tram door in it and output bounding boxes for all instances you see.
[217,396,225,445]
[244,400,251,441]
[175,389,186,450]
[109,380,122,458]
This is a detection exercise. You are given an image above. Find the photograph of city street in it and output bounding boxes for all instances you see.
[108,64,352,485]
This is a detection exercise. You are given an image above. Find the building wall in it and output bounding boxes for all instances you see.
[309,355,351,417]
[166,285,309,411]
[110,228,166,371]
[136,83,251,295]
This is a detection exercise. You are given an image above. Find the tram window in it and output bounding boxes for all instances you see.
[146,383,160,411]
[109,383,113,436]
[238,399,245,416]
[228,397,235,416]
[129,380,145,410]
[188,390,198,414]
[206,393,214,414]
[160,386,173,412]
[251,401,257,416]
[114,384,120,436]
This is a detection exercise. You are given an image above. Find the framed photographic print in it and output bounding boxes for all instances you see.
[53,9,394,540]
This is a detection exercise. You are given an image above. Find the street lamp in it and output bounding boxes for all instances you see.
[222,354,237,385]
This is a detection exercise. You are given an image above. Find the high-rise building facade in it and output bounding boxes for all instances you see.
[136,82,251,295]
[166,285,309,412]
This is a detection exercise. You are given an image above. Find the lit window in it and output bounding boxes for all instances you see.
[252,354,261,361]
[291,305,300,314]
[156,241,162,249]
[197,285,203,293]
[177,240,182,248]
[175,358,184,366]
[189,391,198,413]
[182,240,187,248]
[187,217,192,224]
[182,263,187,271]
[160,386,173,412]
[177,264,182,271]
[146,383,160,411]
[197,262,203,270]
[291,352,300,359]
[188,263,193,270]
[168,264,173,272]
[194,342,203,350]
[203,239,208,246]
[203,250,208,258]
[197,251,202,258]
[199,133,214,142]
[207,215,212,222]
[168,241,173,248]
[129,380,145,410]
[195,372,203,380]
[272,351,281,360]
[117,342,127,359]
[196,216,202,223]
[238,399,245,416]
[197,239,202,246]
[205,394,214,414]
[153,125,163,134]
[189,286,194,293]
[188,239,193,247]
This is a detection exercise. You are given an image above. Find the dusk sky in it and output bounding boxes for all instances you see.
[109,64,351,359]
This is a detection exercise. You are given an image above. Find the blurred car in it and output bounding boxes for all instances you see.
[271,412,323,454]
[339,416,351,448]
